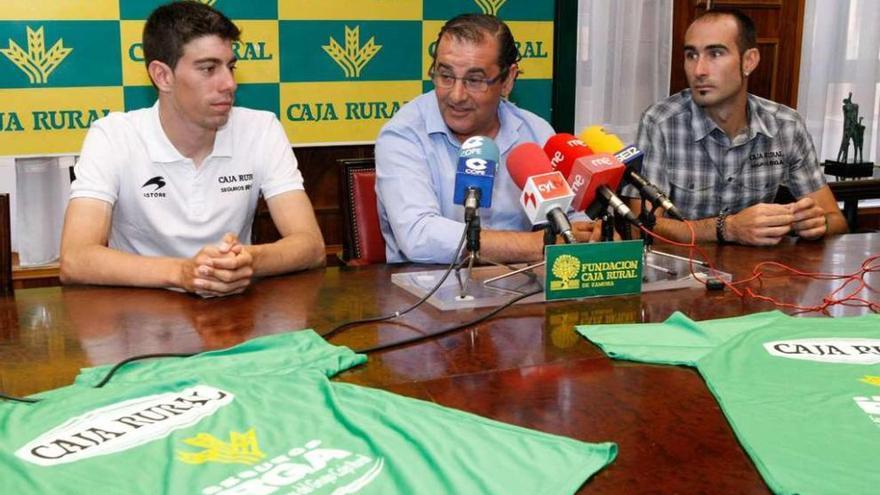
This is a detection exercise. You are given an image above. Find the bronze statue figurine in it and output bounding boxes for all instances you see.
[825,92,873,180]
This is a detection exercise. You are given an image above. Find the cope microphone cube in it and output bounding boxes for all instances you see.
[567,153,626,211]
[453,135,498,208]
[519,171,574,226]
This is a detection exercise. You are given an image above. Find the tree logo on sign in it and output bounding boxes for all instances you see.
[551,254,581,290]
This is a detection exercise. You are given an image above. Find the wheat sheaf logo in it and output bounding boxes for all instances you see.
[178,428,266,465]
[474,0,507,16]
[0,26,72,84]
[322,26,382,78]
[862,376,880,387]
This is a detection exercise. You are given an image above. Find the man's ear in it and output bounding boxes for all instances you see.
[501,63,518,98]
[742,47,760,77]
[148,60,175,92]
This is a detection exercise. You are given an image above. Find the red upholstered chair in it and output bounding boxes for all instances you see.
[338,158,386,265]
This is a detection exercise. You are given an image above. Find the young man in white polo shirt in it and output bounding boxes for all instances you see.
[60,1,325,297]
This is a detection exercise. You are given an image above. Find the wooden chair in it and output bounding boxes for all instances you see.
[338,158,386,265]
[0,193,12,295]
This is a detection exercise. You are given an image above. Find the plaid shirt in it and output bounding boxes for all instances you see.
[623,90,826,219]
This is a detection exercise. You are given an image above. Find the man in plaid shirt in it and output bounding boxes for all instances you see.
[627,8,847,246]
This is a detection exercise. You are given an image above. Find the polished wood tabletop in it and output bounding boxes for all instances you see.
[1,233,877,494]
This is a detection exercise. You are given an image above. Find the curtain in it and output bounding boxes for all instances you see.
[574,0,673,144]
[5,157,73,266]
[798,0,880,165]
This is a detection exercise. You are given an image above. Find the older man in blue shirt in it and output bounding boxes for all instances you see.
[376,14,600,264]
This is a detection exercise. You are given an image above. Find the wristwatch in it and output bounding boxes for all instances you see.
[716,211,730,244]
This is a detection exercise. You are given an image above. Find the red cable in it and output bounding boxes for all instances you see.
[637,222,879,314]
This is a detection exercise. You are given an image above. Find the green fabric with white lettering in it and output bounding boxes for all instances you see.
[578,311,880,495]
[2,330,616,494]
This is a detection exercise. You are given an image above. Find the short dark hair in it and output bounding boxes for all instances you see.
[696,7,757,53]
[432,14,520,78]
[143,1,240,70]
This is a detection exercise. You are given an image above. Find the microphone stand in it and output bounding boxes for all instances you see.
[614,209,632,240]
[639,196,656,249]
[455,215,480,299]
[601,209,616,242]
[454,205,508,299]
[638,196,675,275]
[454,210,480,300]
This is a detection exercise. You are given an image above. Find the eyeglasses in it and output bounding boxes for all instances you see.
[430,68,508,93]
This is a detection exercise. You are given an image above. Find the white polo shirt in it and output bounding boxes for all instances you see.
[70,102,304,258]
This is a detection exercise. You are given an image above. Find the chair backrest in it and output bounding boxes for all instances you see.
[338,158,385,265]
[0,193,12,295]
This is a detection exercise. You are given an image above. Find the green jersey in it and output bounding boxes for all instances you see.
[3,330,616,494]
[578,311,880,495]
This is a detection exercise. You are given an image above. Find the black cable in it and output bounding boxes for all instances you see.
[93,352,195,388]
[6,353,193,400]
[0,391,40,403]
[320,225,468,341]
[354,287,542,354]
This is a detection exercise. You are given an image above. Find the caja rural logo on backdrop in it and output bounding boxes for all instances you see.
[323,26,382,79]
[475,0,507,15]
[280,16,420,144]
[0,0,553,154]
[0,26,71,84]
[0,19,122,154]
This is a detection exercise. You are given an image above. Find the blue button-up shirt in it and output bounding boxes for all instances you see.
[375,91,555,263]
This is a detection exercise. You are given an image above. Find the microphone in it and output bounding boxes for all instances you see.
[579,126,685,221]
[507,142,577,244]
[580,125,625,154]
[453,135,499,222]
[544,133,593,178]
[543,133,643,228]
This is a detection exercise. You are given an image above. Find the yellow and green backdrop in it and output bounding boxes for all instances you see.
[0,0,557,155]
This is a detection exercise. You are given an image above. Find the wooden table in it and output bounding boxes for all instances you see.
[1,233,877,493]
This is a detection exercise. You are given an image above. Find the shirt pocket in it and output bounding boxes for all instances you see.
[739,164,786,204]
[666,163,714,216]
